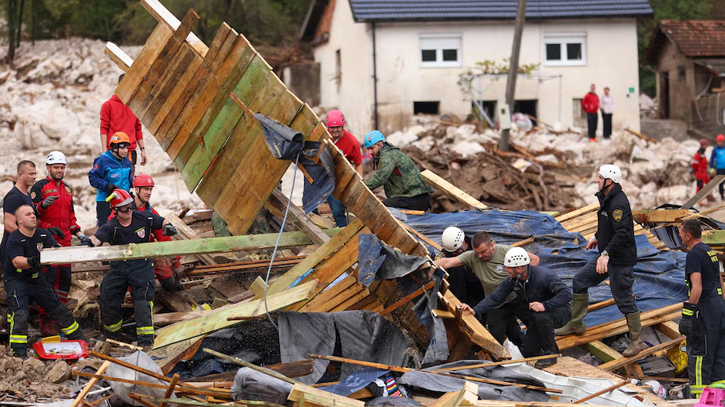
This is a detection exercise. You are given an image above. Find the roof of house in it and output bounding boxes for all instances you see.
[644,20,725,66]
[347,0,653,22]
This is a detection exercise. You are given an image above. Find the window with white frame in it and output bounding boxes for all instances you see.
[544,34,586,66]
[419,34,461,68]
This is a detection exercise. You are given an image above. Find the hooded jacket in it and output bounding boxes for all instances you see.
[364,142,433,199]
[100,95,143,150]
[88,151,133,202]
[595,183,637,266]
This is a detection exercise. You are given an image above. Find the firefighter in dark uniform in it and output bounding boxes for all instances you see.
[460,247,572,368]
[84,189,177,349]
[556,164,647,357]
[678,219,725,397]
[31,151,86,334]
[4,204,86,358]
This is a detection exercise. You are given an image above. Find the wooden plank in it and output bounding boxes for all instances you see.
[330,287,370,312]
[267,189,330,245]
[299,274,357,312]
[257,218,364,299]
[288,383,364,407]
[116,23,174,104]
[165,213,217,265]
[403,223,442,250]
[554,203,599,223]
[141,0,208,56]
[70,361,112,407]
[573,380,630,404]
[154,280,317,348]
[598,336,685,371]
[440,290,509,360]
[653,321,681,339]
[249,276,267,297]
[632,209,691,224]
[421,169,487,210]
[104,42,133,72]
[683,174,725,209]
[41,229,340,265]
[432,309,455,319]
[379,281,435,317]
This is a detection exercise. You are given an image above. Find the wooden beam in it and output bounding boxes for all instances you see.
[422,169,487,210]
[632,209,691,224]
[140,0,208,57]
[203,348,302,385]
[288,383,364,407]
[598,336,684,371]
[70,361,112,407]
[104,42,133,72]
[624,128,659,144]
[683,174,725,209]
[153,280,317,348]
[402,223,442,250]
[379,280,434,316]
[266,189,330,245]
[40,229,340,265]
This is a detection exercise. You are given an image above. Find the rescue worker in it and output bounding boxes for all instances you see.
[692,138,710,194]
[709,134,725,200]
[130,174,185,291]
[678,219,725,397]
[556,164,646,357]
[4,204,87,358]
[89,132,134,226]
[3,161,38,268]
[434,231,540,347]
[84,189,177,349]
[326,110,363,227]
[363,130,434,211]
[460,248,572,368]
[437,227,485,312]
[100,74,146,166]
[30,151,85,334]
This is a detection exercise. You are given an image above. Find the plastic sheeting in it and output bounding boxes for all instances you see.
[402,210,688,327]
[358,233,429,287]
[106,351,175,406]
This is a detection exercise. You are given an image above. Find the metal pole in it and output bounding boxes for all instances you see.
[372,22,379,130]
[498,0,527,151]
[558,75,562,124]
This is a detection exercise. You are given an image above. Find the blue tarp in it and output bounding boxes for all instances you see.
[402,210,687,327]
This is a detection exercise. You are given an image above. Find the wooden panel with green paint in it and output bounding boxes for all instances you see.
[116,23,173,104]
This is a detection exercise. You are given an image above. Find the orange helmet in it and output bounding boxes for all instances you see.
[109,132,131,147]
[107,189,133,209]
[133,174,154,188]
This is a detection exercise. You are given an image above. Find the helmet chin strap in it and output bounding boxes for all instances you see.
[599,179,611,195]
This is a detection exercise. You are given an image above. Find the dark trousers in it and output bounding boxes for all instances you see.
[486,298,529,347]
[5,277,83,356]
[327,195,348,227]
[446,267,485,307]
[521,306,571,357]
[717,169,725,198]
[602,113,612,138]
[100,261,156,345]
[587,113,598,139]
[382,193,431,211]
[44,265,71,302]
[96,200,112,227]
[687,294,725,393]
[573,257,638,314]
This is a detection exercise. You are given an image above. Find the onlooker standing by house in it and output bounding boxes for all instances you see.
[709,134,725,200]
[692,138,711,194]
[100,74,147,167]
[600,87,614,139]
[582,84,599,142]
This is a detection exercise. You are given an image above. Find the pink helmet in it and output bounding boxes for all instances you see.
[326,110,345,128]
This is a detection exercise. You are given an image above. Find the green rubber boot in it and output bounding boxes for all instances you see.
[622,312,648,357]
[555,293,588,336]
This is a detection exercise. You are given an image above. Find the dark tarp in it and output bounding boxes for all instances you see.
[320,368,390,395]
[230,367,293,405]
[401,210,688,327]
[413,271,449,365]
[278,311,417,384]
[358,233,429,287]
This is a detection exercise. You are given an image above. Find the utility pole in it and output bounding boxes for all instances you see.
[498,0,527,151]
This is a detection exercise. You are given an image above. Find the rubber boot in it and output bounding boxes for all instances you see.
[622,312,648,357]
[555,293,588,336]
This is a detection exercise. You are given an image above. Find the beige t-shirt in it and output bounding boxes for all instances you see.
[458,244,517,304]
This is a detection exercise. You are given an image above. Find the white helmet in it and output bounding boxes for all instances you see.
[598,164,621,184]
[46,151,67,165]
[504,247,530,268]
[441,227,465,251]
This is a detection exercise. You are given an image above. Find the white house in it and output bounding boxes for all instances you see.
[300,0,651,138]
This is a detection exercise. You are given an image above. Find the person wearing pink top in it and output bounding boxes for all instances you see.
[600,87,615,139]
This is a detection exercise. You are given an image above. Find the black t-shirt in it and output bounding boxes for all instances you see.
[4,228,58,282]
[94,211,164,274]
[685,242,721,297]
[2,186,34,247]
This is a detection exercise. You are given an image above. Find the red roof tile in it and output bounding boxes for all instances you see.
[660,20,725,58]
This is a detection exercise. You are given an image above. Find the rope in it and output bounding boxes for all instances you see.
[263,149,303,331]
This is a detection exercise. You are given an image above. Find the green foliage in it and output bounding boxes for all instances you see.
[637,0,711,96]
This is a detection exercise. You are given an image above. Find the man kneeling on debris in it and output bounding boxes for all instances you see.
[84,189,178,349]
[4,204,87,358]
[678,219,725,397]
[460,248,572,368]
[363,130,434,211]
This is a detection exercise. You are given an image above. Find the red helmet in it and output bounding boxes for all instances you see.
[133,174,155,188]
[107,189,133,209]
[326,110,345,128]
[718,134,725,143]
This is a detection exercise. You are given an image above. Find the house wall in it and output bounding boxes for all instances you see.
[313,1,642,137]
[655,40,695,122]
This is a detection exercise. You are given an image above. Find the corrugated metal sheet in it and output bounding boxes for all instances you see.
[348,0,653,22]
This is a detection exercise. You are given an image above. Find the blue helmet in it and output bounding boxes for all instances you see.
[364,130,385,148]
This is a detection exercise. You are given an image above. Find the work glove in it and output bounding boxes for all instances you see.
[679,302,698,336]
[47,227,65,239]
[171,257,186,279]
[79,236,94,247]
[104,183,119,193]
[41,195,58,209]
[162,224,178,237]
[27,255,41,270]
